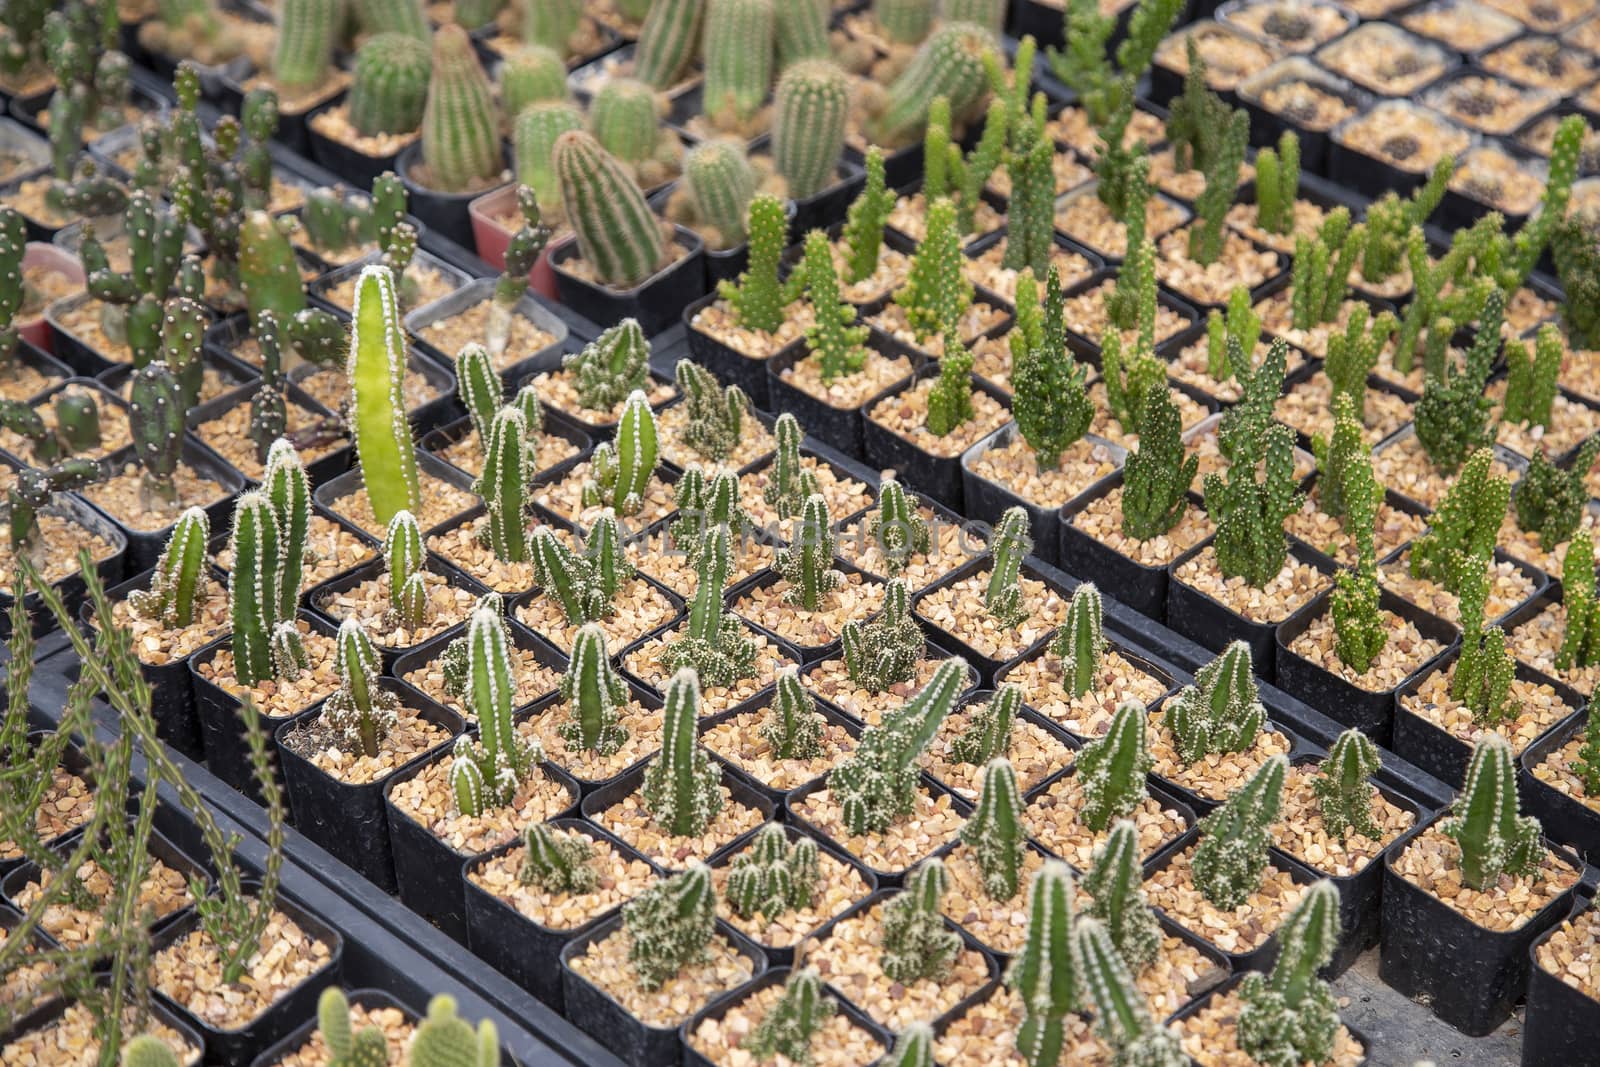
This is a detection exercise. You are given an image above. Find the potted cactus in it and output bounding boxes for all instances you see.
[833,476,971,595]
[304,31,429,184]
[654,359,774,473]
[683,965,889,1067]
[698,664,861,798]
[659,139,775,285]
[735,410,874,533]
[630,464,776,597]
[519,317,676,435]
[423,344,584,481]
[535,388,679,529]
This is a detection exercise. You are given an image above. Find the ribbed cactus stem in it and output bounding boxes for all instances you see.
[772,59,848,201]
[239,211,305,326]
[762,666,825,758]
[229,491,282,687]
[1192,754,1287,910]
[421,25,504,192]
[1084,819,1162,970]
[325,617,399,758]
[502,45,571,118]
[384,510,430,629]
[515,101,584,210]
[348,265,421,526]
[553,130,667,288]
[523,0,583,51]
[590,77,660,164]
[776,492,840,611]
[1008,859,1080,1066]
[356,0,429,40]
[348,33,431,138]
[121,1037,181,1067]
[702,0,775,125]
[1075,917,1187,1067]
[985,506,1031,627]
[1314,728,1381,840]
[871,22,995,147]
[451,600,543,816]
[1076,700,1152,833]
[748,967,835,1064]
[456,342,502,446]
[477,406,530,562]
[560,623,629,755]
[622,863,717,990]
[1053,582,1103,698]
[1165,639,1266,764]
[663,522,757,687]
[273,0,340,93]
[775,0,828,65]
[881,858,960,981]
[127,360,183,506]
[633,0,704,89]
[961,756,1025,900]
[611,390,659,514]
[727,823,819,919]
[1444,735,1543,890]
[408,995,499,1067]
[642,667,724,836]
[265,438,311,621]
[886,1023,935,1067]
[875,0,932,42]
[1237,879,1343,1067]
[318,986,389,1067]
[521,822,600,893]
[950,683,1019,765]
[128,506,209,627]
[683,140,757,248]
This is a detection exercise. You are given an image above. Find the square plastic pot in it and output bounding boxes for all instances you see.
[1327,100,1471,201]
[678,965,892,1067]
[910,557,1067,686]
[1058,471,1179,622]
[1522,896,1600,1067]
[244,988,416,1067]
[394,141,510,249]
[697,695,862,806]
[1518,709,1600,859]
[509,362,679,443]
[306,247,475,320]
[763,335,920,462]
[1236,57,1375,172]
[1149,720,1311,818]
[783,776,971,887]
[550,225,707,338]
[404,277,571,388]
[800,640,981,728]
[1166,973,1370,1064]
[726,562,881,666]
[312,448,480,545]
[0,492,128,640]
[6,991,207,1067]
[304,95,414,187]
[860,364,1011,513]
[577,762,778,873]
[468,183,559,300]
[680,291,782,409]
[83,440,247,574]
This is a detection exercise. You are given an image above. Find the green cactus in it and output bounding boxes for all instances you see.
[348,265,421,527]
[960,756,1026,900]
[565,319,650,412]
[716,193,799,334]
[1253,130,1301,237]
[776,492,841,611]
[1008,859,1081,1067]
[1328,435,1386,678]
[662,523,758,688]
[1414,287,1504,477]
[842,147,896,286]
[1324,306,1396,423]
[1237,879,1343,1067]
[53,392,102,456]
[408,996,498,1067]
[581,391,659,515]
[1557,531,1600,672]
[727,823,819,920]
[121,1037,182,1067]
[420,25,504,192]
[748,967,835,1065]
[1408,448,1510,587]
[1012,267,1093,471]
[1102,247,1163,431]
[702,0,774,126]
[870,22,995,148]
[670,466,752,561]
[1572,708,1600,797]
[800,229,870,381]
[1502,323,1563,430]
[886,1023,935,1067]
[558,622,630,756]
[126,361,184,508]
[456,343,503,449]
[772,59,848,201]
[1187,109,1249,267]
[1314,729,1381,841]
[842,577,922,692]
[450,600,544,816]
[590,77,661,164]
[1555,212,1600,350]
[1450,550,1518,729]
[673,359,749,462]
[1121,387,1198,544]
[642,667,725,836]
[523,0,583,51]
[1445,733,1544,890]
[554,129,668,288]
[633,0,705,90]
[1045,0,1181,129]
[985,506,1032,628]
[881,858,961,981]
[347,33,432,140]
[1205,418,1302,589]
[1075,916,1188,1067]
[515,101,584,213]
[681,140,757,249]
[950,683,1019,766]
[238,211,304,332]
[924,94,1005,238]
[1217,336,1287,466]
[624,862,717,989]
[1050,583,1103,699]
[865,477,929,577]
[228,491,283,688]
[1360,158,1454,284]
[529,526,608,627]
[1001,101,1056,277]
[773,0,826,64]
[1204,287,1259,382]
[1289,208,1364,332]
[324,617,399,759]
[521,821,600,893]
[488,186,553,361]
[1077,700,1153,833]
[1164,641,1265,766]
[762,666,826,759]
[128,505,210,629]
[1192,754,1286,911]
[928,342,977,446]
[272,0,340,94]
[7,458,109,556]
[1083,819,1162,971]
[382,510,431,629]
[1514,439,1600,550]
[763,412,810,520]
[476,406,532,562]
[357,0,428,38]
[829,657,967,834]
[894,196,972,345]
[1496,116,1584,295]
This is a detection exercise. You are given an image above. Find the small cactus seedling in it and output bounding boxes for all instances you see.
[1217,337,1287,464]
[1253,130,1301,237]
[581,391,659,516]
[842,147,896,286]
[1327,408,1387,678]
[1164,641,1265,765]
[349,265,421,527]
[1323,305,1397,420]
[382,510,431,630]
[866,478,930,577]
[662,523,758,688]
[450,601,545,816]
[1414,287,1504,477]
[886,1023,936,1067]
[553,130,668,289]
[348,33,432,139]
[674,359,749,463]
[228,491,287,687]
[761,667,826,760]
[870,22,996,148]
[623,862,717,990]
[250,312,289,465]
[324,618,400,758]
[476,406,532,563]
[1557,531,1600,671]
[273,0,340,94]
[1007,859,1081,1066]
[488,187,552,360]
[1205,419,1303,589]
[1444,734,1544,890]
[1205,286,1260,382]
[894,195,971,345]
[925,339,975,437]
[559,623,630,757]
[717,193,800,336]
[121,1037,182,1067]
[590,77,667,168]
[1051,583,1103,698]
[1314,728,1381,841]
[727,823,820,920]
[960,757,1026,900]
[128,506,209,628]
[985,506,1032,628]
[456,343,503,448]
[1099,253,1166,435]
[420,26,504,192]
[1083,819,1162,970]
[642,667,725,837]
[1192,754,1287,911]
[564,318,649,412]
[127,361,184,508]
[1011,267,1093,472]
[1076,701,1152,833]
[881,858,962,982]
[830,658,968,834]
[1572,711,1600,797]
[1187,109,1249,267]
[1450,550,1518,728]
[1408,448,1510,587]
[520,821,599,894]
[1237,879,1343,1067]
[670,466,752,563]
[800,229,870,382]
[950,684,1019,766]
[763,413,812,521]
[1122,386,1199,543]
[776,493,842,612]
[680,140,757,249]
[842,578,922,693]
[408,995,498,1067]
[1075,916,1188,1067]
[314,986,389,1067]
[1289,208,1367,332]
[773,59,849,201]
[1513,438,1600,550]
[748,967,835,1065]
[529,526,609,627]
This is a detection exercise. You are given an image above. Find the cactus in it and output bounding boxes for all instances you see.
[1217,337,1286,465]
[7,459,108,556]
[1192,754,1286,911]
[1121,387,1198,544]
[673,359,749,462]
[1045,0,1181,127]
[1084,819,1162,970]
[1164,641,1265,766]
[1450,549,1518,729]
[1496,115,1584,295]
[420,25,504,192]
[1236,879,1343,1067]
[1314,390,1375,532]
[922,330,974,442]
[521,821,599,893]
[357,0,428,39]
[1444,735,1543,891]
[842,147,895,286]
[347,33,430,138]
[716,193,797,334]
[122,1037,182,1067]
[408,996,498,1067]
[272,0,340,94]
[763,412,810,521]
[727,823,820,919]
[308,988,390,1067]
[558,623,630,756]
[1187,109,1249,266]
[1408,448,1510,587]
[1314,728,1380,841]
[1012,267,1092,471]
[1205,287,1259,382]
[960,757,1026,900]
[515,101,584,213]
[238,211,305,330]
[1101,249,1165,434]
[554,130,668,288]
[1573,710,1600,797]
[702,0,774,126]
[382,510,430,630]
[1414,287,1503,477]
[456,343,503,448]
[324,618,399,759]
[776,492,841,611]
[680,140,756,250]
[885,1024,935,1067]
[590,77,661,164]
[1289,208,1365,332]
[1514,438,1600,550]
[565,318,650,412]
[1503,323,1563,431]
[1007,859,1081,1067]
[800,229,870,381]
[127,361,184,508]
[450,600,544,816]
[624,862,717,989]
[348,265,421,526]
[642,667,724,836]
[662,523,758,687]
[633,0,705,90]
[1555,212,1600,349]
[829,657,967,834]
[841,578,922,692]
[748,967,835,1065]
[1077,700,1153,834]
[158,297,207,413]
[773,59,848,201]
[881,858,961,981]
[1254,130,1301,237]
[762,667,826,759]
[1360,158,1453,285]
[984,506,1032,628]
[248,318,283,468]
[950,683,1018,766]
[1323,306,1397,422]
[489,186,552,361]
[83,193,184,366]
[128,506,210,628]
[1075,917,1187,1067]
[671,466,752,561]
[1050,583,1103,699]
[894,196,971,344]
[228,491,283,688]
[264,438,312,619]
[581,391,659,515]
[865,477,929,577]
[1205,419,1302,589]
[523,0,583,51]
[530,526,609,626]
[870,22,996,148]
[1557,531,1600,671]
[473,407,530,562]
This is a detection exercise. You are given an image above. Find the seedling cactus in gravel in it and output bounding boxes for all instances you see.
[409,995,498,1065]
[674,359,750,463]
[926,93,1005,239]
[1187,108,1248,267]
[559,623,630,757]
[1084,819,1162,970]
[1361,159,1453,286]
[671,467,752,563]
[1217,337,1286,465]
[1077,701,1153,833]
[681,140,756,248]
[1237,879,1343,1067]
[1192,753,1286,911]
[718,194,800,335]
[564,318,650,412]
[420,25,503,192]
[1450,550,1518,729]
[777,493,842,611]
[1122,387,1198,543]
[961,757,1026,900]
[450,601,545,817]
[881,858,961,981]
[950,684,1020,766]
[488,187,552,360]
[662,523,758,687]
[1012,267,1092,471]
[1327,403,1387,676]
[477,406,533,563]
[748,967,835,1064]
[1444,734,1542,890]
[1315,729,1381,841]
[1165,641,1265,765]
[624,862,717,990]
[581,391,659,516]
[1324,306,1396,420]
[383,510,431,630]
[886,1022,936,1067]
[634,0,705,90]
[985,506,1033,628]
[1513,438,1600,549]
[867,478,930,577]
[349,33,431,138]
[842,578,922,693]
[1205,409,1301,589]
[800,229,870,382]
[126,361,184,508]
[228,489,310,687]
[1408,448,1509,588]
[1414,287,1504,477]
[1206,287,1259,382]
[128,506,208,628]
[315,987,390,1067]
[1290,208,1366,331]
[842,147,896,286]
[1253,131,1301,237]
[763,413,813,521]
[643,667,724,837]
[529,526,609,627]
[925,337,975,437]
[521,822,599,894]
[727,823,820,921]
[324,618,399,758]
[1045,0,1182,130]
[1052,583,1104,698]
[1007,859,1081,1065]
[1557,531,1600,672]
[1076,915,1188,1067]
[762,667,826,760]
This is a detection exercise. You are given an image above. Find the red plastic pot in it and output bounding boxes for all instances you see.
[468,184,560,301]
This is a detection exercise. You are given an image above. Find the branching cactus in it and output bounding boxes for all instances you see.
[1237,879,1343,1067]
[950,684,1019,766]
[1444,735,1544,890]
[801,229,870,381]
[727,823,820,920]
[521,821,599,893]
[1574,710,1600,796]
[409,995,498,1066]
[762,667,826,759]
[349,265,421,526]
[565,318,650,411]
[450,601,544,817]
[1075,917,1188,1067]
[1217,337,1287,465]
[1324,306,1396,420]
[1314,393,1374,528]
[702,0,774,126]
[886,1023,935,1067]
[1514,438,1600,549]
[1290,209,1366,332]
[1414,287,1504,476]
[581,391,659,516]
[748,967,835,1064]
[881,857,961,981]
[128,506,210,628]
[1000,107,1057,278]
[1254,130,1301,237]
[1314,728,1380,841]
[674,359,749,463]
[515,101,584,213]
[1012,267,1093,471]
[1122,387,1198,543]
[560,623,630,756]
[663,523,758,687]
[985,506,1032,627]
[1101,266,1166,436]
[315,987,389,1067]
[7,459,108,558]
[1187,109,1249,266]
[1105,160,1153,334]
[633,0,705,90]
[829,658,968,834]
[420,26,504,193]
[1083,819,1162,970]
[842,578,922,692]
[1205,420,1302,588]
[925,334,975,437]
[530,526,608,627]
[1205,287,1259,382]
[324,618,400,758]
[924,95,1004,237]
[1451,550,1518,729]
[1077,700,1153,833]
[866,477,929,577]
[870,22,995,148]
[1051,583,1103,698]
[1007,859,1081,1067]
[272,0,340,95]
[441,591,508,699]
[1192,754,1286,911]
[127,361,184,508]
[1557,531,1600,671]
[1360,159,1453,285]
[1408,448,1510,586]
[383,510,431,630]
[763,413,813,521]
[623,862,717,989]
[895,196,972,344]
[773,60,848,201]
[1503,323,1563,430]
[553,130,667,288]
[489,186,552,360]
[717,193,798,335]
[1164,641,1265,765]
[842,147,895,286]
[229,491,284,687]
[671,467,752,561]
[682,141,756,249]
[776,493,841,611]
[960,757,1026,900]
[642,667,725,836]
[476,407,532,563]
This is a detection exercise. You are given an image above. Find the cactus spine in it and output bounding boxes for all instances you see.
[773,59,848,201]
[1164,640,1265,765]
[762,666,825,759]
[702,0,774,125]
[229,491,283,687]
[870,22,995,147]
[521,821,599,893]
[325,618,399,759]
[748,968,835,1064]
[866,477,930,576]
[642,667,725,836]
[559,623,630,756]
[348,265,421,526]
[1314,728,1381,841]
[581,390,659,515]
[1076,700,1153,833]
[674,359,749,462]
[409,996,498,1067]
[682,140,757,248]
[566,318,650,411]
[985,506,1032,628]
[842,577,922,693]
[1075,917,1188,1067]
[477,406,531,562]
[1008,859,1080,1067]
[950,684,1019,765]
[450,600,544,816]
[127,361,183,507]
[726,823,820,919]
[886,1024,935,1067]
[1444,734,1543,890]
[664,523,758,687]
[554,130,667,288]
[961,756,1026,900]
[634,0,706,90]
[1192,754,1287,910]
[456,343,502,447]
[1083,819,1162,970]
[881,858,961,981]
[421,25,504,192]
[1051,583,1103,698]
[348,33,431,137]
[623,863,717,989]
[1237,880,1343,1067]
[129,506,209,628]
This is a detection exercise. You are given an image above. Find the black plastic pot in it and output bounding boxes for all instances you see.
[561,914,769,1067]
[1518,710,1600,860]
[311,448,480,544]
[0,339,70,400]
[911,556,1067,685]
[762,338,920,462]
[305,247,476,319]
[85,440,247,573]
[275,683,465,894]
[1236,57,1375,173]
[1167,972,1371,1064]
[0,733,93,881]
[512,364,680,442]
[1052,185,1194,267]
[403,276,572,387]
[697,696,862,804]
[1058,471,1179,622]
[618,619,798,723]
[843,138,921,190]
[1328,102,1470,201]
[420,408,592,486]
[834,486,979,595]
[1274,587,1458,748]
[680,291,784,410]
[1380,813,1583,1037]
[994,635,1179,744]
[784,775,971,886]
[6,990,208,1066]
[861,361,1011,513]
[394,141,510,249]
[728,562,879,666]
[578,762,777,873]
[245,988,415,1067]
[800,640,981,728]
[1522,896,1600,1067]
[303,95,414,187]
[1150,721,1310,817]
[0,492,128,640]
[390,614,569,724]
[550,225,708,338]
[678,965,892,1067]
[306,555,488,669]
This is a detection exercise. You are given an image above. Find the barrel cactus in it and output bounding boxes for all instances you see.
[348,32,431,138]
[772,58,848,201]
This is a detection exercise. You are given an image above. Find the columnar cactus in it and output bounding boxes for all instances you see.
[870,22,996,147]
[1075,917,1188,1067]
[881,858,961,981]
[1001,100,1056,277]
[1008,860,1081,1067]
[1450,549,1518,728]
[315,987,389,1067]
[663,524,758,687]
[1254,130,1301,237]
[926,336,976,437]
[829,658,967,834]
[357,0,429,39]
[559,623,630,756]
[671,466,752,560]
[408,996,497,1067]
[1192,754,1287,911]
[553,130,667,288]
[960,757,1026,900]
[727,824,820,919]
[1188,109,1249,266]
[701,0,774,126]
[1204,287,1259,382]
[349,265,421,527]
[886,1024,935,1067]
[515,101,584,212]
[565,318,650,412]
[1409,447,1510,586]
[762,667,826,759]
[1164,641,1264,765]
[456,343,502,448]
[894,196,971,344]
[348,33,431,138]
[1558,531,1600,671]
[590,77,661,165]
[985,506,1032,628]
[674,359,750,462]
[450,600,544,816]
[1051,583,1103,699]
[774,0,827,64]
[229,491,284,687]
[1077,700,1153,833]
[642,667,725,836]
[634,0,705,90]
[440,590,508,699]
[772,59,848,201]
[1314,728,1381,841]
[523,0,582,52]
[1290,208,1366,332]
[472,406,530,560]
[800,230,869,381]
[748,968,835,1064]
[1513,438,1600,549]
[1218,338,1287,464]
[1414,287,1504,477]
[1445,735,1544,890]
[530,526,609,626]
[377,511,426,634]
[1324,306,1396,420]
[1012,269,1093,469]
[842,578,922,692]
[1121,387,1199,544]
[763,412,810,521]
[420,25,504,192]
[842,147,895,286]
[1205,418,1302,589]
[581,391,659,516]
[682,141,756,249]
[521,821,599,893]
[717,193,797,334]
[950,684,1019,765]
[128,506,209,628]
[324,618,400,758]
[866,477,930,577]
[1084,819,1162,970]
[127,362,183,507]
[624,863,717,989]
[1237,880,1343,1067]
[272,0,340,94]
[776,493,841,611]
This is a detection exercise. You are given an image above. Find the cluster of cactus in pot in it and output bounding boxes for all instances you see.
[984,507,1032,628]
[775,492,841,611]
[642,667,725,836]
[0,386,102,465]
[842,577,922,693]
[1163,641,1266,766]
[128,506,210,629]
[670,465,752,562]
[1011,267,1093,472]
[450,598,546,816]
[559,622,630,757]
[950,684,1020,766]
[865,477,929,577]
[589,76,682,186]
[762,666,826,759]
[673,358,750,463]
[80,191,204,367]
[881,857,962,981]
[662,522,759,687]
[727,823,820,921]
[623,862,717,990]
[522,821,599,893]
[580,392,659,516]
[40,0,129,204]
[323,618,400,759]
[529,511,631,627]
[227,443,315,687]
[565,317,650,412]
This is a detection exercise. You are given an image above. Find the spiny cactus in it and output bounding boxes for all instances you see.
[1084,819,1162,970]
[881,857,961,981]
[633,0,705,90]
[553,130,667,288]
[521,821,600,893]
[311,987,390,1067]
[128,506,209,628]
[776,492,842,612]
[1121,388,1199,545]
[842,578,922,692]
[748,967,835,1065]
[565,318,650,412]
[1012,267,1093,471]
[800,229,870,381]
[515,101,585,212]
[272,0,340,94]
[1445,735,1543,891]
[324,618,400,758]
[702,0,774,126]
[1188,109,1249,267]
[1051,583,1103,699]
[1101,260,1166,436]
[842,147,895,286]
[590,77,662,165]
[1314,729,1381,841]
[229,491,284,687]
[529,526,608,627]
[1557,531,1600,672]
[1164,641,1265,766]
[1192,754,1286,911]
[670,466,751,561]
[1414,287,1504,477]
[383,510,431,630]
[950,684,1019,766]
[450,601,544,816]
[489,186,553,362]
[409,996,497,1067]
[727,823,820,919]
[1075,916,1188,1067]
[985,506,1032,628]
[870,21,996,148]
[682,140,756,249]
[524,0,583,51]
[1408,448,1510,587]
[1008,859,1081,1067]
[1325,308,1396,422]
[456,344,502,449]
[773,59,848,201]
[923,340,976,441]
[126,361,184,507]
[674,359,750,463]
[1290,208,1366,332]
[1217,337,1287,465]
[1077,700,1153,834]
[1205,287,1259,382]
[1555,212,1600,350]
[624,862,719,989]
[476,407,532,563]
[762,667,826,759]
[642,667,724,836]
[1503,323,1563,430]
[865,477,930,577]
[885,1023,935,1067]
[1045,0,1182,130]
[961,756,1026,900]
[349,265,421,527]
[894,196,971,345]
[357,0,429,39]
[581,391,659,515]
[558,623,630,756]
[1205,418,1302,589]
[1237,879,1343,1067]
[121,1036,182,1067]
[830,657,967,833]
[763,412,810,521]
[1001,103,1056,276]
[1450,549,1518,729]
[1514,439,1600,550]
[1253,130,1301,237]
[717,193,799,334]
[663,523,758,688]
[1329,474,1387,680]
[420,26,503,192]
[348,32,430,138]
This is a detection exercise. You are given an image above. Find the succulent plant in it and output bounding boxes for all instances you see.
[1414,287,1504,477]
[727,823,819,920]
[1236,879,1343,1067]
[773,60,848,201]
[842,147,896,286]
[1450,550,1518,729]
[1077,700,1153,834]
[450,600,545,816]
[763,412,812,521]
[673,359,750,463]
[762,667,826,759]
[1011,267,1092,471]
[559,622,630,757]
[870,22,996,148]
[716,193,800,334]
[1314,729,1381,841]
[1121,388,1198,545]
[643,667,724,836]
[842,578,922,693]
[623,862,717,989]
[81,191,202,368]
[881,858,961,981]
[1444,735,1543,891]
[1164,641,1265,766]
[409,995,498,1067]
[228,490,304,687]
[348,265,421,527]
[1514,439,1600,550]
[272,0,340,95]
[681,140,756,249]
[323,618,399,759]
[476,407,532,563]
[885,1023,935,1067]
[799,229,870,382]
[580,391,659,516]
[553,130,667,288]
[961,757,1026,900]
[126,361,184,508]
[590,77,664,166]
[776,492,841,612]
[1051,583,1103,698]
[985,506,1032,628]
[950,684,1019,766]
[894,196,971,345]
[1205,417,1301,589]
[1084,819,1162,970]
[488,186,552,361]
[748,968,835,1065]
[1192,754,1286,911]
[662,523,759,688]
[356,0,429,39]
[521,821,599,894]
[1557,530,1600,672]
[670,466,752,561]
[1008,859,1082,1066]
[1075,916,1188,1067]
[523,0,583,52]
[1408,447,1509,588]
[515,101,584,215]
[529,526,609,627]
[1327,421,1387,678]
[1045,0,1181,129]
[420,25,504,193]
[701,0,774,126]
[865,477,929,577]
[128,506,210,629]
[633,0,705,90]
[382,510,431,630]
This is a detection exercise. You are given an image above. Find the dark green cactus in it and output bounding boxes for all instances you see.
[773,59,848,201]
[521,821,599,893]
[1008,860,1081,1067]
[761,666,826,759]
[726,823,820,920]
[800,229,869,382]
[1408,448,1510,588]
[1083,819,1162,970]
[1450,549,1518,729]
[1076,700,1153,833]
[1192,754,1287,910]
[1414,287,1504,477]
[841,577,922,692]
[1075,916,1187,1067]
[870,22,996,148]
[1164,641,1265,765]
[228,490,282,687]
[530,525,609,627]
[450,599,545,816]
[950,684,1019,766]
[356,0,429,39]
[747,968,835,1065]
[127,361,184,507]
[476,406,532,563]
[1557,531,1600,672]
[885,1024,935,1067]
[674,359,749,463]
[553,129,667,289]
[128,506,209,628]
[580,391,659,516]
[7,458,107,555]
[324,617,400,758]
[623,863,717,990]
[1444,734,1543,890]
[894,195,971,345]
[1011,268,1092,472]
[565,318,650,412]
[383,510,431,630]
[670,466,752,563]
[559,622,630,756]
[985,506,1032,628]
[776,492,841,611]
[456,343,503,448]
[1313,728,1381,841]
[663,523,758,688]
[762,412,810,521]
[1122,386,1198,543]
[265,438,311,621]
[865,477,929,577]
[1237,880,1344,1067]
[960,756,1026,900]
[1051,583,1103,699]
[642,667,725,836]
[881,858,961,981]
[842,147,895,286]
[420,26,504,193]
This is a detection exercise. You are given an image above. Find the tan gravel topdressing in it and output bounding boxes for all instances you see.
[522,700,663,784]
[1001,647,1171,739]
[791,786,964,874]
[266,1000,418,1067]
[590,783,767,871]
[733,571,885,649]
[686,979,886,1067]
[1391,824,1579,933]
[1285,607,1446,693]
[1529,726,1600,815]
[1149,711,1295,803]
[152,909,335,1030]
[105,576,231,665]
[913,569,1068,662]
[835,505,980,589]
[623,629,791,716]
[567,928,755,1028]
[1398,664,1577,758]
[803,654,970,726]
[739,455,874,534]
[12,854,194,944]
[466,832,656,931]
[1146,843,1307,956]
[0,764,93,860]
[1274,764,1415,878]
[1379,549,1536,626]
[1537,904,1600,1003]
[400,642,562,721]
[313,568,476,649]
[1023,767,1192,871]
[0,1004,200,1067]
[924,700,1074,800]
[388,742,575,856]
[196,622,340,719]
[940,843,1048,954]
[283,706,455,786]
[1173,545,1330,625]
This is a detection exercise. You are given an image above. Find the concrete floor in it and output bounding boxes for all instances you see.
[1331,950,1523,1066]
